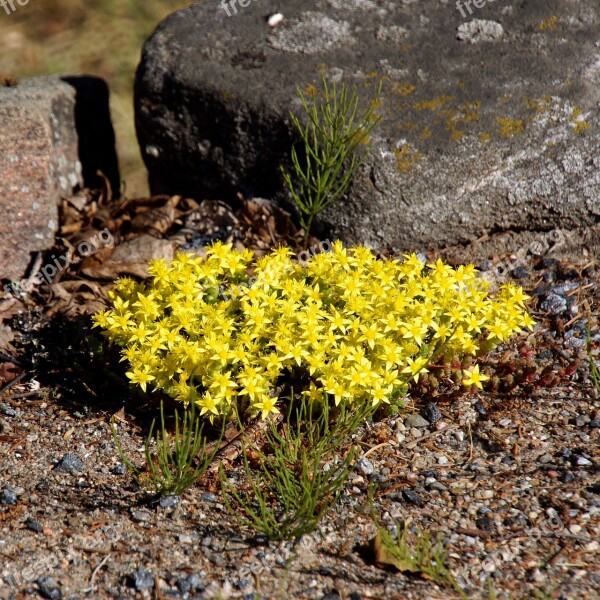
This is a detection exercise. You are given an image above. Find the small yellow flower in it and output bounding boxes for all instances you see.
[462,365,489,389]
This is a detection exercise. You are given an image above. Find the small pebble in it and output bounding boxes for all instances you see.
[1,488,18,505]
[1,405,16,417]
[36,576,62,600]
[421,403,442,425]
[538,453,553,464]
[357,457,374,476]
[540,293,567,315]
[159,495,180,509]
[131,509,152,523]
[54,453,84,475]
[25,517,43,532]
[569,524,582,535]
[402,489,422,504]
[201,492,218,503]
[267,12,284,26]
[560,471,575,483]
[132,568,154,590]
[573,455,593,467]
[112,463,127,475]
[437,456,450,466]
[405,414,429,428]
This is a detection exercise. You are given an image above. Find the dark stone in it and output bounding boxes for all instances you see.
[1,405,16,417]
[26,517,43,532]
[402,489,422,505]
[510,266,530,280]
[560,471,575,483]
[476,515,495,530]
[36,576,62,600]
[201,492,219,503]
[53,453,84,474]
[421,402,442,425]
[1,488,18,505]
[112,463,127,475]
[474,401,488,418]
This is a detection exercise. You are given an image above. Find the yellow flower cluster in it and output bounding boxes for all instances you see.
[93,242,534,420]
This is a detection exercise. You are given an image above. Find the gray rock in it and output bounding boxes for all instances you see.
[36,576,62,600]
[540,294,567,315]
[132,568,154,591]
[201,492,218,503]
[404,414,429,429]
[135,0,600,259]
[1,488,18,505]
[159,494,180,509]
[53,453,84,474]
[131,509,152,523]
[357,456,374,476]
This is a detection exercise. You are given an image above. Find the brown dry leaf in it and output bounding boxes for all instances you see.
[131,204,176,236]
[370,531,420,574]
[81,236,175,279]
[0,361,19,384]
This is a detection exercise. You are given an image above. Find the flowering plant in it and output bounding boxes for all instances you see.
[93,241,534,420]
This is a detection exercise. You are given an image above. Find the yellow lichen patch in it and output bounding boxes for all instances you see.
[420,127,432,140]
[461,100,481,123]
[457,81,465,90]
[390,82,416,96]
[394,144,422,172]
[396,121,421,131]
[539,16,558,31]
[445,119,465,141]
[497,117,524,138]
[414,95,455,111]
[570,107,590,134]
[525,95,552,115]
[479,132,491,143]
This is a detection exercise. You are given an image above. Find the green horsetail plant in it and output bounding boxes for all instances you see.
[281,76,382,239]
[112,400,223,496]
[220,392,375,541]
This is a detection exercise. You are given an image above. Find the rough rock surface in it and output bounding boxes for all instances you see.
[0,77,82,280]
[135,0,600,256]
[0,76,119,281]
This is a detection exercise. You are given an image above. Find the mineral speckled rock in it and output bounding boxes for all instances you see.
[0,76,119,280]
[135,0,600,258]
[0,77,81,280]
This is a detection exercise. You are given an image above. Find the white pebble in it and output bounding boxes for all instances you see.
[569,524,582,535]
[268,13,284,27]
[437,455,449,466]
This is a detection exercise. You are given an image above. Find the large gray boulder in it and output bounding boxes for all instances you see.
[135,0,600,256]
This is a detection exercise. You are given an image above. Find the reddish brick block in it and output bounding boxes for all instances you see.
[0,77,83,280]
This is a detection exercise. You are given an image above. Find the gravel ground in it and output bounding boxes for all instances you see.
[0,250,599,600]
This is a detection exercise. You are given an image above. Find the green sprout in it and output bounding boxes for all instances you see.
[281,76,381,239]
[112,400,223,496]
[220,392,375,541]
